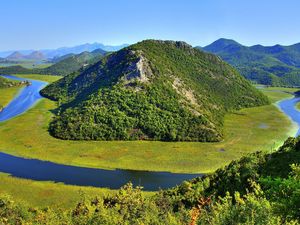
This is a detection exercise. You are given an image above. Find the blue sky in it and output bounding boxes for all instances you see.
[0,0,299,50]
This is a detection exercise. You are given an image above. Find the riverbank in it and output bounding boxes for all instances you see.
[0,172,117,209]
[0,83,295,173]
[0,75,298,209]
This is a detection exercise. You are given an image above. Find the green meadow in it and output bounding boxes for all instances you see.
[297,102,300,110]
[0,75,297,173]
[0,86,21,108]
[0,62,53,69]
[0,173,118,209]
[14,74,62,83]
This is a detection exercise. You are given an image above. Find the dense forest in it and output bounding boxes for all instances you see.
[1,136,300,224]
[201,38,300,86]
[40,40,268,142]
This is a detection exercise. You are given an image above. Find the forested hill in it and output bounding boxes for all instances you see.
[41,39,268,142]
[41,49,107,75]
[201,38,300,86]
[0,48,107,76]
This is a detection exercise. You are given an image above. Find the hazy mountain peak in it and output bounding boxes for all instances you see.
[6,51,25,60]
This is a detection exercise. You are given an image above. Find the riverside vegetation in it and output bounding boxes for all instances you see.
[1,137,300,224]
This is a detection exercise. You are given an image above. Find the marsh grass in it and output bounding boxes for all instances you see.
[0,88,295,173]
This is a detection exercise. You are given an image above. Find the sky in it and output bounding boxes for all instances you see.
[0,0,300,51]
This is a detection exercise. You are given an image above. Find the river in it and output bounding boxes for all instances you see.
[0,75,300,190]
[0,75,203,191]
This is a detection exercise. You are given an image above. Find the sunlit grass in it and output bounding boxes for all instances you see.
[0,172,152,209]
[13,74,62,83]
[0,86,22,108]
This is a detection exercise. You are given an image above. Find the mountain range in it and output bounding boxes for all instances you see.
[6,51,47,61]
[41,40,268,141]
[0,48,107,76]
[200,38,300,86]
[0,42,129,59]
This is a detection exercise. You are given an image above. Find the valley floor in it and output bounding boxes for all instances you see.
[0,74,298,208]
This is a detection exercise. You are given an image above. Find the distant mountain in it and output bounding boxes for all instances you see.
[51,53,76,63]
[6,51,25,60]
[0,48,107,76]
[5,51,46,61]
[201,38,300,86]
[41,48,107,76]
[41,43,128,58]
[0,50,33,58]
[0,43,129,58]
[26,51,46,60]
[41,40,268,142]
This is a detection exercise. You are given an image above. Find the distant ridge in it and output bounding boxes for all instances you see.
[0,48,107,76]
[0,43,129,58]
[201,38,300,86]
[6,50,46,61]
[6,51,25,60]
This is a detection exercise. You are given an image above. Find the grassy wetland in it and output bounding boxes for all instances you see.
[0,74,298,211]
[0,75,296,173]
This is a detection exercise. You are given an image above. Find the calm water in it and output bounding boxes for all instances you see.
[0,75,47,122]
[0,75,202,190]
[277,96,300,136]
[0,152,201,191]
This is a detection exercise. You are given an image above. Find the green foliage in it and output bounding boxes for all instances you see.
[0,65,32,74]
[202,38,300,86]
[161,136,300,223]
[197,188,283,225]
[1,138,300,224]
[260,164,300,220]
[41,50,106,76]
[41,40,269,141]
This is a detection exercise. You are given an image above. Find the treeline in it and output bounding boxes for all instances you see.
[1,137,300,224]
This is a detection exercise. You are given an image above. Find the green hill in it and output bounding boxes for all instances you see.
[202,38,300,86]
[41,40,268,142]
[41,49,107,75]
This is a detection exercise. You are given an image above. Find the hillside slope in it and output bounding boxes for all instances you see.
[41,49,107,75]
[202,38,300,86]
[41,40,268,142]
